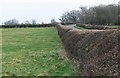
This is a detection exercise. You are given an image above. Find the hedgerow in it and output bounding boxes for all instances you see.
[57,24,119,76]
[1,24,56,28]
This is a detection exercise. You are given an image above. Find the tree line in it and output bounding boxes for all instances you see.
[2,3,119,26]
[1,19,58,28]
[3,19,58,25]
[60,3,120,25]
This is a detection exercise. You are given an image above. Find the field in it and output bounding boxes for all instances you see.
[0,29,2,77]
[2,27,76,76]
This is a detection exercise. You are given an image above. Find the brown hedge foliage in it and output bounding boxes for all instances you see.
[57,24,119,76]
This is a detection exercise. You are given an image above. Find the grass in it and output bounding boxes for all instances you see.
[75,25,120,29]
[0,29,2,77]
[2,27,76,76]
[74,26,88,30]
[109,25,120,28]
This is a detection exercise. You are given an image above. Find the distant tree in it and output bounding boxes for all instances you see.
[79,4,119,25]
[31,19,36,25]
[118,1,120,25]
[4,19,19,25]
[79,7,89,24]
[59,10,81,24]
[51,19,58,24]
[25,20,31,25]
[41,22,44,24]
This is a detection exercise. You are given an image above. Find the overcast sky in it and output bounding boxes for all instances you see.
[0,0,119,24]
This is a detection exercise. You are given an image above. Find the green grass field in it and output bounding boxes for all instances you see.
[0,29,2,77]
[2,27,76,76]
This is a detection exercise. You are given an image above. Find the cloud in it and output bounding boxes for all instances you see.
[1,0,71,3]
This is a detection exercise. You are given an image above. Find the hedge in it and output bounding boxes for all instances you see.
[1,23,56,28]
[57,24,119,76]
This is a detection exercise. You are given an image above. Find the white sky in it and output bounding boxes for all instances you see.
[0,0,119,24]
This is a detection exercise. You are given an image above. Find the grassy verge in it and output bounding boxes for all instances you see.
[74,26,88,30]
[2,27,76,76]
[108,25,120,28]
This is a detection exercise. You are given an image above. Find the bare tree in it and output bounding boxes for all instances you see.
[4,19,19,25]
[41,22,44,24]
[51,18,57,24]
[24,20,31,25]
[118,1,120,25]
[59,10,81,24]
[31,19,37,25]
[79,4,119,25]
